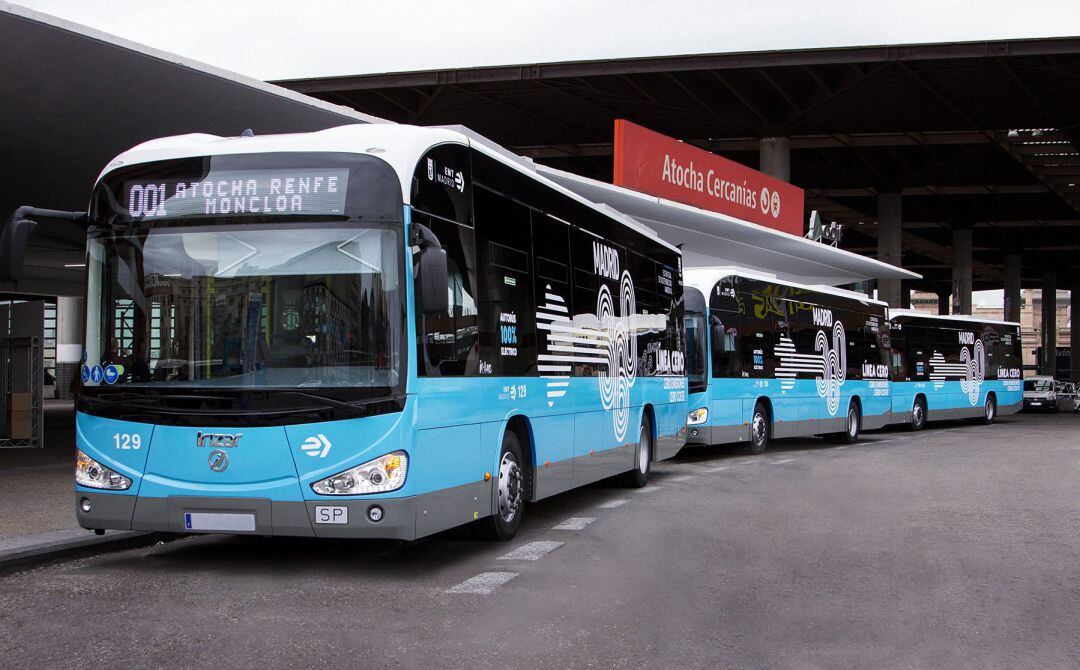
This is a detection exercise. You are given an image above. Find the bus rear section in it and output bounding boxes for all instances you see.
[684,269,892,453]
[72,124,688,542]
[887,311,1023,429]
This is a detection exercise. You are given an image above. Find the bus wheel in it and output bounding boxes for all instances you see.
[910,397,926,431]
[476,431,525,541]
[744,402,770,455]
[982,395,996,425]
[841,402,861,444]
[622,417,652,488]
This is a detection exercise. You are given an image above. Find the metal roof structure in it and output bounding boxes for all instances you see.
[279,37,1080,292]
[0,2,379,296]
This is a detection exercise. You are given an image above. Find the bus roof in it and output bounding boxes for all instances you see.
[685,265,890,308]
[99,123,680,254]
[886,309,1020,328]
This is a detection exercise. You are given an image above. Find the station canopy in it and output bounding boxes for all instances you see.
[280,37,1080,292]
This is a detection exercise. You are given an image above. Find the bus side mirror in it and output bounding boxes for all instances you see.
[418,246,449,315]
[0,217,38,282]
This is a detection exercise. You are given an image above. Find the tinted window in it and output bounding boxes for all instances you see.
[414,211,479,376]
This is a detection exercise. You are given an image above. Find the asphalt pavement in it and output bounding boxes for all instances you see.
[1,412,1078,669]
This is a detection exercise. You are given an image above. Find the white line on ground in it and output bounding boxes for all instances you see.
[666,475,696,482]
[596,498,629,509]
[447,572,518,594]
[733,460,758,466]
[552,517,596,531]
[833,446,849,450]
[703,466,730,473]
[635,486,663,493]
[771,458,796,464]
[498,541,564,561]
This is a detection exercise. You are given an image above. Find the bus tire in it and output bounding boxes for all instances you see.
[744,402,770,455]
[982,394,996,425]
[910,396,926,431]
[475,430,525,541]
[621,416,652,488]
[841,401,861,444]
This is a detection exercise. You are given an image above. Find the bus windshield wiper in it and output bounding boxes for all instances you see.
[82,392,235,409]
[274,390,391,413]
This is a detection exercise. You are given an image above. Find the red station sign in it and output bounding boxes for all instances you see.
[613,119,805,236]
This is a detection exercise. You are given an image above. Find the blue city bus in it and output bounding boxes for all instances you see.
[886,310,1022,429]
[684,268,892,452]
[51,124,687,541]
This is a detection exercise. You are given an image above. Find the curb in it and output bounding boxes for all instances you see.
[0,528,167,573]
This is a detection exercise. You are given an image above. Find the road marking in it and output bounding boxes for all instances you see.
[552,517,596,531]
[666,475,696,482]
[771,458,796,464]
[733,459,758,465]
[703,466,730,473]
[447,572,518,594]
[833,446,849,450]
[498,541,564,561]
[634,486,663,493]
[596,498,629,509]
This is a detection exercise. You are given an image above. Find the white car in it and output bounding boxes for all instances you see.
[1023,376,1057,412]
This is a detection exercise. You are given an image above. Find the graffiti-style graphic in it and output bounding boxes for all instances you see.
[597,271,638,442]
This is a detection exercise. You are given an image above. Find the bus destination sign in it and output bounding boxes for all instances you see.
[123,168,350,218]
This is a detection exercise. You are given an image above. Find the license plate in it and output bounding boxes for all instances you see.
[314,506,349,525]
[183,512,256,532]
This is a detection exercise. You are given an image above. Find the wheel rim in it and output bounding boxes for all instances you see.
[638,425,650,474]
[848,408,858,437]
[752,412,767,447]
[986,399,994,420]
[913,402,924,428]
[497,451,523,523]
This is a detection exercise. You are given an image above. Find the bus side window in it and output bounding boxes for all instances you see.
[413,211,479,377]
[473,186,535,376]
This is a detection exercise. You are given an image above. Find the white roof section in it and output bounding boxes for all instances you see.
[100,123,681,254]
[535,165,919,287]
[887,309,1020,328]
[685,265,889,308]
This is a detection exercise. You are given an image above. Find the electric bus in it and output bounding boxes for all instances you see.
[4,124,689,541]
[886,310,1022,428]
[684,268,891,453]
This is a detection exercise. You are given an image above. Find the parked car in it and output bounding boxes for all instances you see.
[1054,381,1078,412]
[1023,375,1058,412]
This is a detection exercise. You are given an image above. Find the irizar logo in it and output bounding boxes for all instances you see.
[301,434,332,458]
[929,333,985,405]
[774,308,847,416]
[196,432,242,448]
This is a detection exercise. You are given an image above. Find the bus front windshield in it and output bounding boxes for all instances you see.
[84,222,405,393]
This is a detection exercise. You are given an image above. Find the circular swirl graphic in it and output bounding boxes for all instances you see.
[597,272,638,442]
[960,339,986,405]
[815,321,848,416]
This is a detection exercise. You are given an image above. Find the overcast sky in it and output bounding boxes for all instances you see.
[13,0,1080,81]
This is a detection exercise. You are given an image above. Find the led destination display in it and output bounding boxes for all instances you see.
[123,168,350,218]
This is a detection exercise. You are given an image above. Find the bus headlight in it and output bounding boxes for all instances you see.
[75,450,132,490]
[687,408,709,425]
[312,451,408,495]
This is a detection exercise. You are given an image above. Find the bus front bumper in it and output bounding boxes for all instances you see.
[75,492,420,541]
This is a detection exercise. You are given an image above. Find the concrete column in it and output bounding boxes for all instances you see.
[1071,285,1080,382]
[1041,273,1057,376]
[876,193,903,307]
[937,291,950,315]
[759,136,790,182]
[951,228,973,315]
[55,296,84,400]
[1004,253,1022,324]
